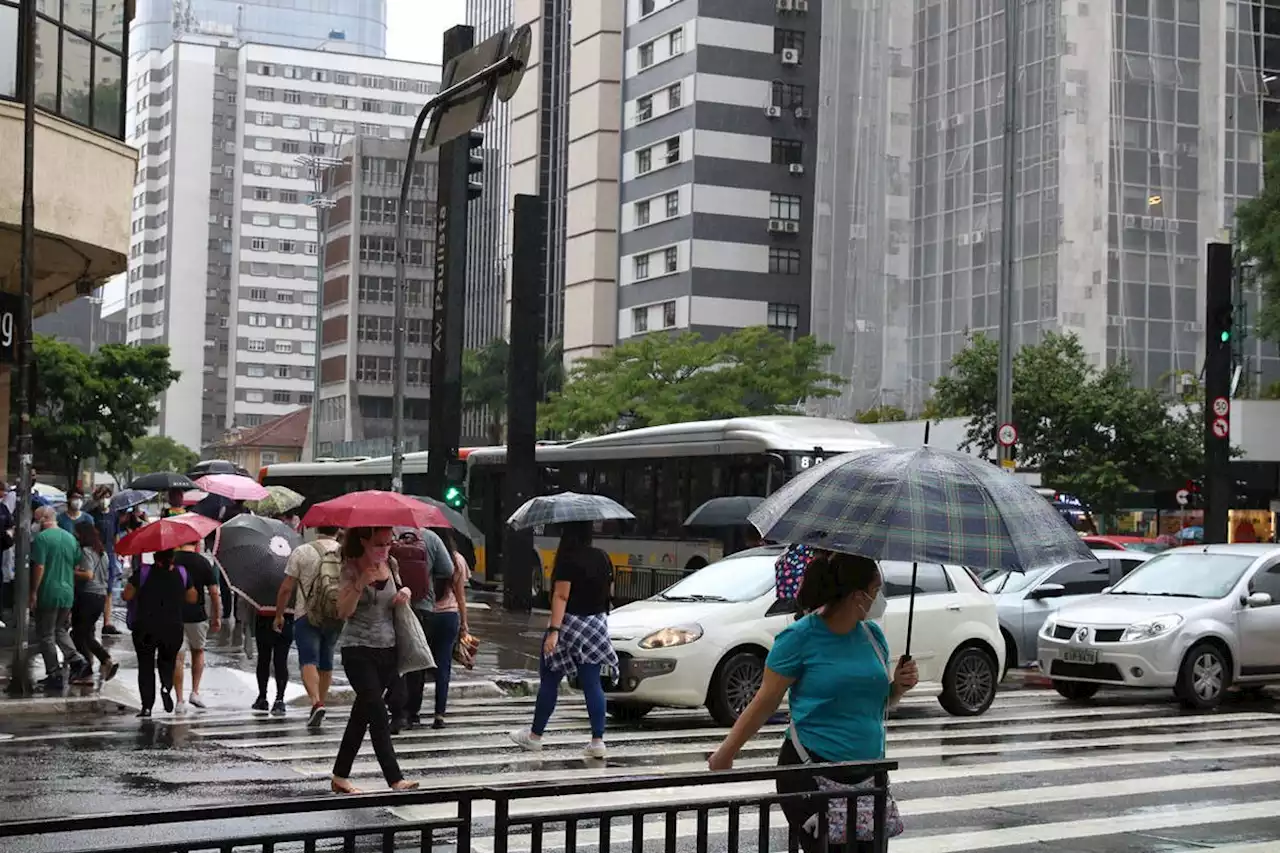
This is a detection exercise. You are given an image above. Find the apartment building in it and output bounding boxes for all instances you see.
[616,0,822,343]
[315,137,438,459]
[124,38,439,450]
[131,0,387,57]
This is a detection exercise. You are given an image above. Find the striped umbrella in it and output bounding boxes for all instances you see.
[506,492,635,531]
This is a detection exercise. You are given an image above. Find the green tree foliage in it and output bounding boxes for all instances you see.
[119,435,199,484]
[853,405,908,424]
[27,336,180,485]
[931,332,1202,516]
[538,327,842,438]
[462,338,565,444]
[1234,131,1280,343]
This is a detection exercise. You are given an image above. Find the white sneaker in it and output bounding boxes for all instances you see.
[188,693,206,709]
[583,741,606,759]
[508,729,543,752]
[174,700,186,714]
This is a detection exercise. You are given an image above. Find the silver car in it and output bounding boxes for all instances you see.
[1038,544,1280,709]
[987,549,1152,670]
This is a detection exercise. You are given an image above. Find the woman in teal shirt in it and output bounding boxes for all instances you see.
[709,552,918,852]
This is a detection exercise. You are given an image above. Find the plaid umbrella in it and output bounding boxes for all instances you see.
[246,485,306,518]
[216,514,301,611]
[507,492,635,531]
[109,489,156,513]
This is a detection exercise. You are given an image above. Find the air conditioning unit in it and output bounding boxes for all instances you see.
[1141,216,1153,230]
[788,163,805,175]
[958,233,971,246]
[945,114,965,129]
[776,0,794,10]
[768,219,786,233]
[1123,214,1136,228]
[765,105,782,118]
[781,48,800,66]
[794,0,809,10]
[783,220,800,233]
[970,230,985,244]
[1168,219,1181,233]
[794,107,812,119]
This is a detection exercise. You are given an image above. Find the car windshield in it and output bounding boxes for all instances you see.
[656,554,778,603]
[1108,551,1256,599]
[983,567,1044,595]
[1126,543,1168,554]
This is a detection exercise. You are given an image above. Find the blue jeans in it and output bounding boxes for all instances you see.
[533,655,606,739]
[293,616,339,671]
[426,611,460,717]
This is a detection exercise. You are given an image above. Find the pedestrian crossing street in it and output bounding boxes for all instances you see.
[166,683,1280,853]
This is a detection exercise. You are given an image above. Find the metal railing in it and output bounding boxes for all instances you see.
[0,759,897,853]
[611,564,698,604]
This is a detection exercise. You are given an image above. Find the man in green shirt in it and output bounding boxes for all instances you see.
[31,506,86,690]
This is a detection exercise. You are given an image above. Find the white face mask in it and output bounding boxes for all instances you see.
[865,589,887,620]
[69,499,82,511]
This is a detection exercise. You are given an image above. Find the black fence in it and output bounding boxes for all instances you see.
[611,564,697,605]
[0,760,897,853]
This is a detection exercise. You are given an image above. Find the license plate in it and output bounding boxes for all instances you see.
[1063,648,1098,665]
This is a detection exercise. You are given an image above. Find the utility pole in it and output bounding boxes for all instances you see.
[1203,242,1234,544]
[996,0,1021,470]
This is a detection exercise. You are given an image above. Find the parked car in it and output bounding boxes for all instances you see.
[1083,535,1168,554]
[1038,544,1280,709]
[988,549,1152,669]
[603,546,1005,725]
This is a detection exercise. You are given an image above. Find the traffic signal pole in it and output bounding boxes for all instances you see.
[1203,242,1233,544]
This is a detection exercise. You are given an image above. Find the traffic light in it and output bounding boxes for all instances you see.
[443,458,468,509]
[1212,304,1234,346]
[466,131,484,202]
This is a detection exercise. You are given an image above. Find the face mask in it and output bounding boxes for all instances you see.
[69,500,82,511]
[864,589,887,620]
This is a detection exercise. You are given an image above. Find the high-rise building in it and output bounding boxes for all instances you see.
[315,136,438,458]
[34,292,126,355]
[617,0,823,344]
[131,0,387,58]
[125,38,438,450]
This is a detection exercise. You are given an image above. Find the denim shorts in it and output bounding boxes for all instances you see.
[294,616,340,671]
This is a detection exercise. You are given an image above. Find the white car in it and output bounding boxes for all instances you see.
[604,546,1005,724]
[1037,544,1280,709]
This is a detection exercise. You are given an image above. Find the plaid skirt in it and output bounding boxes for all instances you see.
[544,612,619,678]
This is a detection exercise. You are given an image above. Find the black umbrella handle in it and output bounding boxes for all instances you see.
[903,561,919,659]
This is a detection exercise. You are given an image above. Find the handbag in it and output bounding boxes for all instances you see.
[388,559,436,677]
[453,631,479,669]
[789,623,905,844]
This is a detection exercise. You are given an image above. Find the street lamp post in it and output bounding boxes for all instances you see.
[298,142,344,461]
[996,0,1021,468]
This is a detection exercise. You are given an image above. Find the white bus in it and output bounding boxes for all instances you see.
[259,416,891,603]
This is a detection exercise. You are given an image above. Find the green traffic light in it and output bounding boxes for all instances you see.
[443,484,466,510]
[1221,330,1231,343]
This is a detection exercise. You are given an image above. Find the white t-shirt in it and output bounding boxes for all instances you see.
[283,536,340,618]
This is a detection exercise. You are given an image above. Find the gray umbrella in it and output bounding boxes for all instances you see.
[215,514,301,611]
[507,492,635,531]
[109,489,157,513]
[409,495,480,541]
[684,496,765,529]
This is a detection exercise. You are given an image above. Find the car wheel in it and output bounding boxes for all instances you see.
[707,650,765,726]
[1052,680,1100,701]
[530,550,549,609]
[938,645,998,716]
[1000,629,1017,680]
[1176,642,1229,710]
[606,702,654,723]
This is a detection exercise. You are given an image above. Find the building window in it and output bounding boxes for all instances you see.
[662,301,677,329]
[632,307,648,334]
[250,237,269,251]
[664,137,680,165]
[280,190,298,204]
[769,247,802,274]
[275,365,290,379]
[274,315,294,329]
[771,82,805,108]
[634,254,650,280]
[639,42,654,69]
[636,94,653,122]
[641,0,655,14]
[668,28,684,55]
[637,148,652,174]
[774,29,805,55]
[247,364,266,378]
[664,191,679,218]
[274,341,293,354]
[255,112,273,126]
[260,450,280,465]
[768,302,801,331]
[357,355,392,382]
[278,240,297,253]
[668,82,682,110]
[248,287,268,301]
[283,90,301,104]
[247,313,267,326]
[253,187,271,201]
[358,315,394,343]
[272,390,291,404]
[635,199,651,226]
[407,318,428,345]
[255,86,274,100]
[247,339,267,352]
[246,390,265,403]
[282,115,301,129]
[276,290,294,302]
[299,393,313,405]
[772,139,803,165]
[770,193,802,221]
[664,246,678,273]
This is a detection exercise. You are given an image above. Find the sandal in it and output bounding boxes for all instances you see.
[330,777,362,795]
[390,780,420,791]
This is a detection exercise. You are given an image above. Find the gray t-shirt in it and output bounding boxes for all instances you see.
[394,527,454,613]
[79,547,109,597]
[338,561,397,649]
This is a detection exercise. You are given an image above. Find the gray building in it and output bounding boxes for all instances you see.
[617,0,822,343]
[131,0,387,57]
[315,137,439,458]
[33,293,126,355]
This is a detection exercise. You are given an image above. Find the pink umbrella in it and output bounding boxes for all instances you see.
[195,474,270,502]
[182,489,208,506]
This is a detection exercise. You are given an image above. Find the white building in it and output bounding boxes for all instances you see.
[125,38,439,450]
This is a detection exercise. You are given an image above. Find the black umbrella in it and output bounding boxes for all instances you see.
[189,459,251,478]
[684,496,766,529]
[191,493,242,522]
[109,489,156,513]
[129,471,197,491]
[215,514,301,611]
[409,495,480,542]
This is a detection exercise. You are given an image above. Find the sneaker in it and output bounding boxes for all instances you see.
[307,704,326,729]
[161,689,175,713]
[188,692,206,709]
[432,717,446,730]
[271,699,287,717]
[174,700,186,714]
[252,697,269,713]
[103,660,119,682]
[136,708,152,718]
[508,729,543,752]
[70,671,95,686]
[102,624,122,636]
[42,676,65,692]
[583,741,607,760]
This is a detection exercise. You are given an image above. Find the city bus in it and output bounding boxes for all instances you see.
[260,416,891,603]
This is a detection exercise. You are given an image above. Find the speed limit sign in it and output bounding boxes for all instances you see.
[1212,396,1230,418]
[997,423,1018,447]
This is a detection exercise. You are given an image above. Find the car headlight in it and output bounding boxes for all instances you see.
[1120,615,1184,642]
[638,624,704,650]
[1040,616,1058,638]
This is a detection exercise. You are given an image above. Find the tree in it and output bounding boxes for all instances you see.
[1234,131,1280,343]
[26,336,180,486]
[118,435,199,485]
[931,332,1202,517]
[854,405,908,424]
[538,327,842,438]
[462,338,565,445]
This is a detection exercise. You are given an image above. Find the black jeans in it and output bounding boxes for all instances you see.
[333,645,403,785]
[254,613,293,701]
[71,593,111,670]
[133,628,181,712]
[777,736,876,853]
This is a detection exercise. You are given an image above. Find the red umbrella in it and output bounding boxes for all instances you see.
[195,474,270,502]
[116,514,220,556]
[302,491,452,530]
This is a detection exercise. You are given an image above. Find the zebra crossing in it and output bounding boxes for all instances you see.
[174,684,1280,853]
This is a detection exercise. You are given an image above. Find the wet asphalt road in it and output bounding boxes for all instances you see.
[4,683,1280,853]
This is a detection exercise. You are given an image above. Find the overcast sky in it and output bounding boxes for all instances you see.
[387,0,466,65]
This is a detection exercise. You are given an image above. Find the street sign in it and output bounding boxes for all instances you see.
[1000,458,1017,471]
[0,291,17,364]
[1176,489,1190,506]
[1212,396,1230,418]
[1212,417,1229,439]
[997,423,1018,447]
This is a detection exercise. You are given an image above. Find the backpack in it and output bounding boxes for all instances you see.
[389,531,431,603]
[304,545,345,632]
[775,543,815,601]
[125,564,188,631]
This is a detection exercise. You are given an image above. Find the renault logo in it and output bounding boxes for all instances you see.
[1075,627,1090,643]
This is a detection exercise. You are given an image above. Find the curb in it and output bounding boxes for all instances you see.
[285,676,544,708]
[0,695,132,716]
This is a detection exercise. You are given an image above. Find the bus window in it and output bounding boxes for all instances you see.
[688,455,728,512]
[623,461,656,534]
[654,458,687,539]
